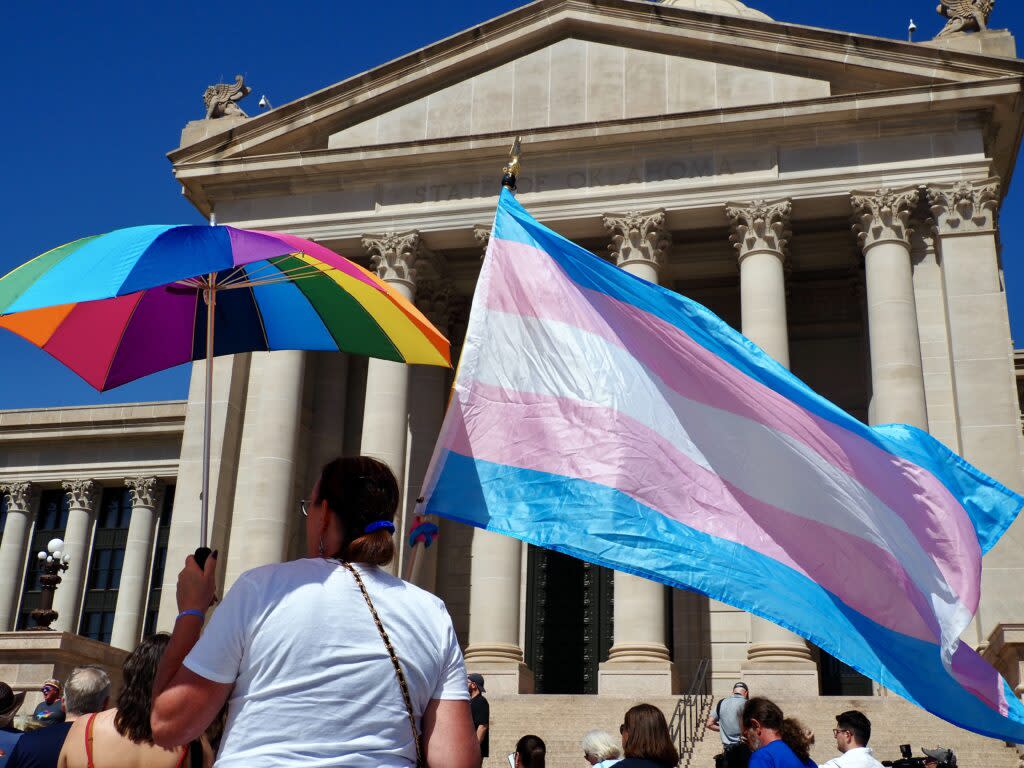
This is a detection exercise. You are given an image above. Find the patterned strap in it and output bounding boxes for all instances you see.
[341,561,424,767]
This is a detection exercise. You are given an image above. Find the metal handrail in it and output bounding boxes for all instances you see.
[669,659,714,768]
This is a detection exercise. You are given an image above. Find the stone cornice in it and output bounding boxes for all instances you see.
[928,177,1000,236]
[851,186,921,252]
[168,0,1024,166]
[0,401,186,444]
[725,199,791,263]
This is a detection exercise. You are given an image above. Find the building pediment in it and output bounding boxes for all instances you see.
[170,0,1024,164]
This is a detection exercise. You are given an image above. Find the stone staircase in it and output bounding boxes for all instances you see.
[480,695,1021,768]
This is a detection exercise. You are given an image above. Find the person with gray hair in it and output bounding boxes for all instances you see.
[8,667,110,768]
[582,729,622,766]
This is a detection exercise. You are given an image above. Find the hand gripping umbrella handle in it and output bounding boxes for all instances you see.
[194,547,212,570]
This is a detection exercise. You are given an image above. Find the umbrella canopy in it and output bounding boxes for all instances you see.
[0,225,449,390]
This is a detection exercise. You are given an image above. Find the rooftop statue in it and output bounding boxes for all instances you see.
[203,74,251,119]
[935,0,995,38]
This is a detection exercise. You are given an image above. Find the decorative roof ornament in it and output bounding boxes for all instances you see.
[203,74,252,120]
[935,0,995,38]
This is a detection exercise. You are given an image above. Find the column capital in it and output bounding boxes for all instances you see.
[62,479,97,510]
[125,477,162,510]
[1,482,34,514]
[725,199,792,264]
[361,231,437,292]
[416,279,455,334]
[851,186,920,252]
[602,209,671,272]
[927,178,1000,236]
[473,225,491,259]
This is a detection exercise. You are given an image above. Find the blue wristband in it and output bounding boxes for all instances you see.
[176,609,206,622]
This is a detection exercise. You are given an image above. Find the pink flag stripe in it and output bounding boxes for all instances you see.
[484,235,980,608]
[445,378,944,643]
[952,643,1011,715]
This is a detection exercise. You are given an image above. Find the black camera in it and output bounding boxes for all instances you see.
[880,744,956,768]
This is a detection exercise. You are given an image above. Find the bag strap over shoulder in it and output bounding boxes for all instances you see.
[342,561,424,767]
[84,713,99,768]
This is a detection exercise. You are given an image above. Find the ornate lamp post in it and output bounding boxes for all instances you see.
[27,538,70,631]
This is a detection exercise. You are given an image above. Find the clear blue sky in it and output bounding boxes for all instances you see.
[1,0,1021,408]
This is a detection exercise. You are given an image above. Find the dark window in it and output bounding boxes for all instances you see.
[79,487,130,642]
[143,486,174,638]
[17,490,70,630]
[0,492,8,549]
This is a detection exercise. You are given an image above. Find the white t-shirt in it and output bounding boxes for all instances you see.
[184,558,469,767]
[822,747,884,768]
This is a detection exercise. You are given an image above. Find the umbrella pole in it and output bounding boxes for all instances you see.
[197,272,216,569]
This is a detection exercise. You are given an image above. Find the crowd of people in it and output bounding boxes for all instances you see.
[0,457,948,767]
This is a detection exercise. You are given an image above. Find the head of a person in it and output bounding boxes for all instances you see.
[467,673,485,698]
[833,710,871,752]
[582,729,621,765]
[0,682,25,728]
[732,681,749,699]
[308,457,399,566]
[63,666,111,717]
[620,703,679,768]
[40,679,61,705]
[924,759,938,768]
[114,634,170,744]
[742,698,813,763]
[514,734,546,768]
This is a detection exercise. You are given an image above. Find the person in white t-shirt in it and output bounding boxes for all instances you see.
[150,456,481,768]
[821,711,882,768]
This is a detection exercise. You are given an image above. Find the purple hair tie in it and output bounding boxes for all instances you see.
[364,520,395,535]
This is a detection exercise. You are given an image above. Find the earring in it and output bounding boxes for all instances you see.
[318,535,326,557]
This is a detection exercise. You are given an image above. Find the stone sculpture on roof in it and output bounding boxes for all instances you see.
[935,0,995,38]
[203,74,251,119]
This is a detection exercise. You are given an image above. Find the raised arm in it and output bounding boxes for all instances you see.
[150,554,232,748]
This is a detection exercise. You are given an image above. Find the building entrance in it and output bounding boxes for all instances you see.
[525,546,614,694]
[819,651,874,695]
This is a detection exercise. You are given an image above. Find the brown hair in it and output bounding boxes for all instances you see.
[622,703,679,767]
[115,634,169,743]
[742,697,813,763]
[515,734,546,768]
[315,456,398,566]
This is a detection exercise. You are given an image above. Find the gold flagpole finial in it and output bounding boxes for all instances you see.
[501,136,522,192]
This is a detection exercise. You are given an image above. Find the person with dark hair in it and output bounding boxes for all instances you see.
[741,697,816,768]
[510,734,545,767]
[821,711,881,768]
[56,635,211,768]
[467,674,489,758]
[616,704,679,768]
[8,667,110,768]
[150,456,480,768]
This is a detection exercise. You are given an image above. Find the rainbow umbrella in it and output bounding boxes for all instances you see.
[0,224,450,559]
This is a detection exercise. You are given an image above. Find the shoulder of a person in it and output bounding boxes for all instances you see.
[363,565,451,613]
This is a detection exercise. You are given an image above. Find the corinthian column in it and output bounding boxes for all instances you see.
[0,483,36,630]
[724,200,817,693]
[851,187,929,430]
[360,232,434,575]
[110,478,162,650]
[928,178,1024,642]
[54,479,97,633]
[597,209,676,695]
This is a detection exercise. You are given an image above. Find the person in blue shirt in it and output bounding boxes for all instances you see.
[0,681,26,767]
[741,697,817,768]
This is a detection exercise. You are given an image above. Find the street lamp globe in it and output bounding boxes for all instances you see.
[46,538,64,555]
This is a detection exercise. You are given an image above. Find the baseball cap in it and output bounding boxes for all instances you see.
[468,673,486,692]
[733,681,749,692]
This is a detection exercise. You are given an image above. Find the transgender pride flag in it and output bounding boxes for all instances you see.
[420,188,1024,742]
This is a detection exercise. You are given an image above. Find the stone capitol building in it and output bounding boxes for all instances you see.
[2,0,1024,725]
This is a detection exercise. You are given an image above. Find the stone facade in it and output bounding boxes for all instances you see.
[2,0,1024,698]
